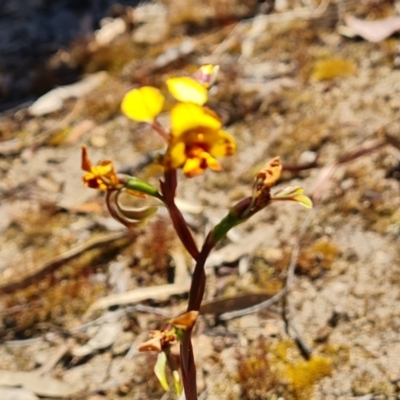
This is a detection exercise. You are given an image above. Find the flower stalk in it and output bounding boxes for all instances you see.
[80,64,312,399]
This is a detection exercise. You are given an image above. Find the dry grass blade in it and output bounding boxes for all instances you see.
[83,282,191,319]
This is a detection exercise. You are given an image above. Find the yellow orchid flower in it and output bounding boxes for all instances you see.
[121,86,165,122]
[81,146,121,191]
[81,146,147,198]
[164,103,236,177]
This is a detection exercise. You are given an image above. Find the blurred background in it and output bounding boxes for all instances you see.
[0,0,143,109]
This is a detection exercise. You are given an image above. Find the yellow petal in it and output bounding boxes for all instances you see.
[167,77,208,105]
[292,194,313,209]
[121,86,164,122]
[209,130,236,157]
[171,103,221,137]
[83,173,107,190]
[167,140,186,169]
[92,163,113,177]
[201,152,222,171]
[271,186,313,209]
[183,157,203,177]
[274,186,304,198]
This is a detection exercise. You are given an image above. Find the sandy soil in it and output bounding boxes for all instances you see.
[0,1,399,399]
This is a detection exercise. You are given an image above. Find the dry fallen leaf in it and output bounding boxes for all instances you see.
[344,14,400,43]
[200,292,274,315]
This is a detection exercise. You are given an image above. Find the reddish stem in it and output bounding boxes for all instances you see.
[180,330,196,400]
[180,232,216,400]
[187,232,214,311]
[161,170,200,260]
[151,119,171,143]
[160,169,216,399]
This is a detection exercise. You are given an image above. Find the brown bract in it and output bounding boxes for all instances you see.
[256,157,282,189]
[137,329,177,353]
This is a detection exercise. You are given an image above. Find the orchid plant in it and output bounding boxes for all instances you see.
[81,65,312,399]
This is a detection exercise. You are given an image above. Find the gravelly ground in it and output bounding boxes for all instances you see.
[0,1,400,399]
